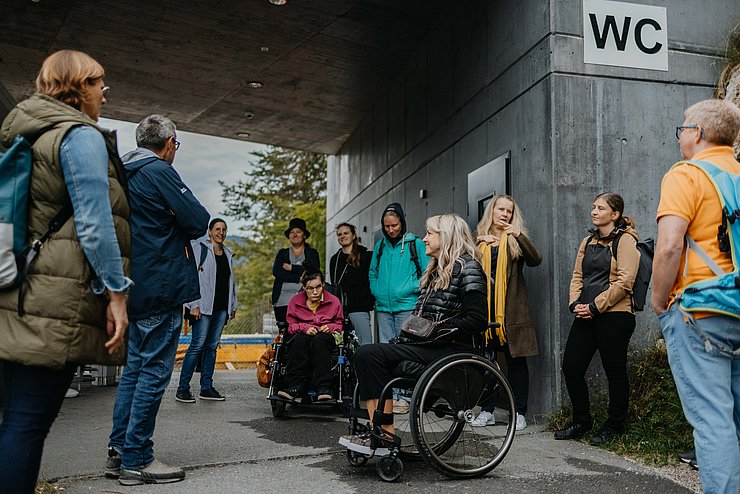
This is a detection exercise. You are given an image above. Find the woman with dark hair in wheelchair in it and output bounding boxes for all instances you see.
[340,213,487,454]
[277,263,343,402]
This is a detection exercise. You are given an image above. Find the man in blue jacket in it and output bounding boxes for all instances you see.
[369,203,429,343]
[106,114,209,485]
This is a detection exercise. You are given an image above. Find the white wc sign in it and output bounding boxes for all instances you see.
[583,0,668,71]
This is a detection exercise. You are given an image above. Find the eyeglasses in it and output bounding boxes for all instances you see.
[173,139,181,150]
[101,86,110,97]
[305,284,323,292]
[675,124,704,140]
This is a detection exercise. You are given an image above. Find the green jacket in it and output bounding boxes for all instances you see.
[369,233,429,312]
[0,94,131,368]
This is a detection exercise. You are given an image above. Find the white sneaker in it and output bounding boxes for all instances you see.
[471,411,495,427]
[516,413,527,431]
[392,399,409,414]
[64,388,79,399]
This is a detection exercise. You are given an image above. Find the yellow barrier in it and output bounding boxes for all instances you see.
[176,343,269,370]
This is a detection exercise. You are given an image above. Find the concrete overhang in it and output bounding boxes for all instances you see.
[1,0,449,154]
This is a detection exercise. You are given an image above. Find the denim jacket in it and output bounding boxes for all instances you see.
[59,125,132,294]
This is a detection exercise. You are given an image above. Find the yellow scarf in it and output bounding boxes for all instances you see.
[479,235,508,347]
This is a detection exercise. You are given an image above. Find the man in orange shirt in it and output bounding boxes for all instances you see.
[652,99,740,494]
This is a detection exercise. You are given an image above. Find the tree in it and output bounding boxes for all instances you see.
[220,147,327,332]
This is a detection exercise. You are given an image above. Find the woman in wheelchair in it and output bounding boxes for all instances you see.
[340,213,487,453]
[277,263,343,402]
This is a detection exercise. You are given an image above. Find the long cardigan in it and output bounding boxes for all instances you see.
[488,233,542,358]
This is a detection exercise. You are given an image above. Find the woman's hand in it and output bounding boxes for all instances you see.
[190,307,202,320]
[282,263,292,271]
[503,224,521,238]
[306,327,318,335]
[318,325,331,333]
[573,303,593,319]
[105,290,128,355]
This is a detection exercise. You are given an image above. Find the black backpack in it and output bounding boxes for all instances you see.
[610,233,654,311]
[375,237,423,279]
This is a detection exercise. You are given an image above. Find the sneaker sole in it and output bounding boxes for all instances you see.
[119,476,184,485]
[470,421,496,427]
[104,469,120,479]
[199,396,226,401]
[175,397,196,403]
[338,437,390,457]
[276,392,296,401]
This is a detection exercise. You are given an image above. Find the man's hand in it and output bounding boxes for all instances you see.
[190,307,202,320]
[105,290,128,355]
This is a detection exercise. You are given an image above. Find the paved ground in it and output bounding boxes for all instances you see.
[34,370,696,493]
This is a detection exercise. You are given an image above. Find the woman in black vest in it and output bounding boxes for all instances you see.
[339,213,487,454]
[271,218,320,324]
[330,223,374,344]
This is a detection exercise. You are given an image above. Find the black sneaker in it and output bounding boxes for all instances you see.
[277,385,302,401]
[554,421,592,440]
[589,427,618,446]
[175,390,196,403]
[316,388,333,401]
[199,387,226,401]
[689,458,699,471]
[678,449,696,464]
[105,447,121,479]
[118,459,185,485]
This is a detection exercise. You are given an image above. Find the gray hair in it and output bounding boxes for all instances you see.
[135,114,176,151]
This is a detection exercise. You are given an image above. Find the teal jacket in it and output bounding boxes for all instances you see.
[369,233,429,312]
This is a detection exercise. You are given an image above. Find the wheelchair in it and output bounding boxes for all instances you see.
[266,284,358,418]
[341,330,516,482]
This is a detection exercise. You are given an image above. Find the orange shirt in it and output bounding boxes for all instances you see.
[656,146,739,311]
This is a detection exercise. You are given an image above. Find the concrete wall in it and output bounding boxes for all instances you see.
[326,0,735,416]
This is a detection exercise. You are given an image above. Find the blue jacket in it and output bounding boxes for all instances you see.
[122,148,210,319]
[369,202,430,312]
[369,233,429,312]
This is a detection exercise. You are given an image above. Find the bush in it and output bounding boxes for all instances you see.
[549,341,693,465]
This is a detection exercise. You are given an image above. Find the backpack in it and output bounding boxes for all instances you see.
[0,136,73,300]
[375,236,423,279]
[610,233,655,311]
[673,160,740,324]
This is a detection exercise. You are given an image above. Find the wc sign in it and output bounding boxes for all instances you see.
[583,0,668,71]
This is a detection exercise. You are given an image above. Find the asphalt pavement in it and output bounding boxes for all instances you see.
[35,370,694,493]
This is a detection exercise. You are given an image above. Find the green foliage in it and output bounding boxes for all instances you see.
[220,148,327,332]
[549,342,693,465]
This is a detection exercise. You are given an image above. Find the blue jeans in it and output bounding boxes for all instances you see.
[0,362,75,494]
[178,309,228,392]
[109,309,182,470]
[349,312,372,345]
[376,310,412,343]
[659,304,740,494]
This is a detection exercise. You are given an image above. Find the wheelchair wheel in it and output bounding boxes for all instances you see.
[376,454,403,482]
[346,449,369,467]
[271,399,286,418]
[410,353,516,479]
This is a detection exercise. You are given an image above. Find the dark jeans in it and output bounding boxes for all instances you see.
[562,312,635,431]
[284,332,336,391]
[0,361,76,494]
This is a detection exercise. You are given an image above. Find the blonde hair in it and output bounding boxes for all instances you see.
[35,50,105,111]
[475,194,529,259]
[421,213,481,291]
[684,99,740,146]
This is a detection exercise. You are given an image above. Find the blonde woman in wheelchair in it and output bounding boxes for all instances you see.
[340,213,487,453]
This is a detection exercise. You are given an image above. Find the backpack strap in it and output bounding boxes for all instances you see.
[408,238,423,279]
[197,242,209,271]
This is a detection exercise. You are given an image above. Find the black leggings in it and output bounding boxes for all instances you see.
[562,312,635,431]
[284,332,335,390]
[354,341,472,401]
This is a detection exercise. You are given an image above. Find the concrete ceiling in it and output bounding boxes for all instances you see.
[1,0,450,154]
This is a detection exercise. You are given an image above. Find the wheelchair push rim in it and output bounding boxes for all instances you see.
[410,354,516,479]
